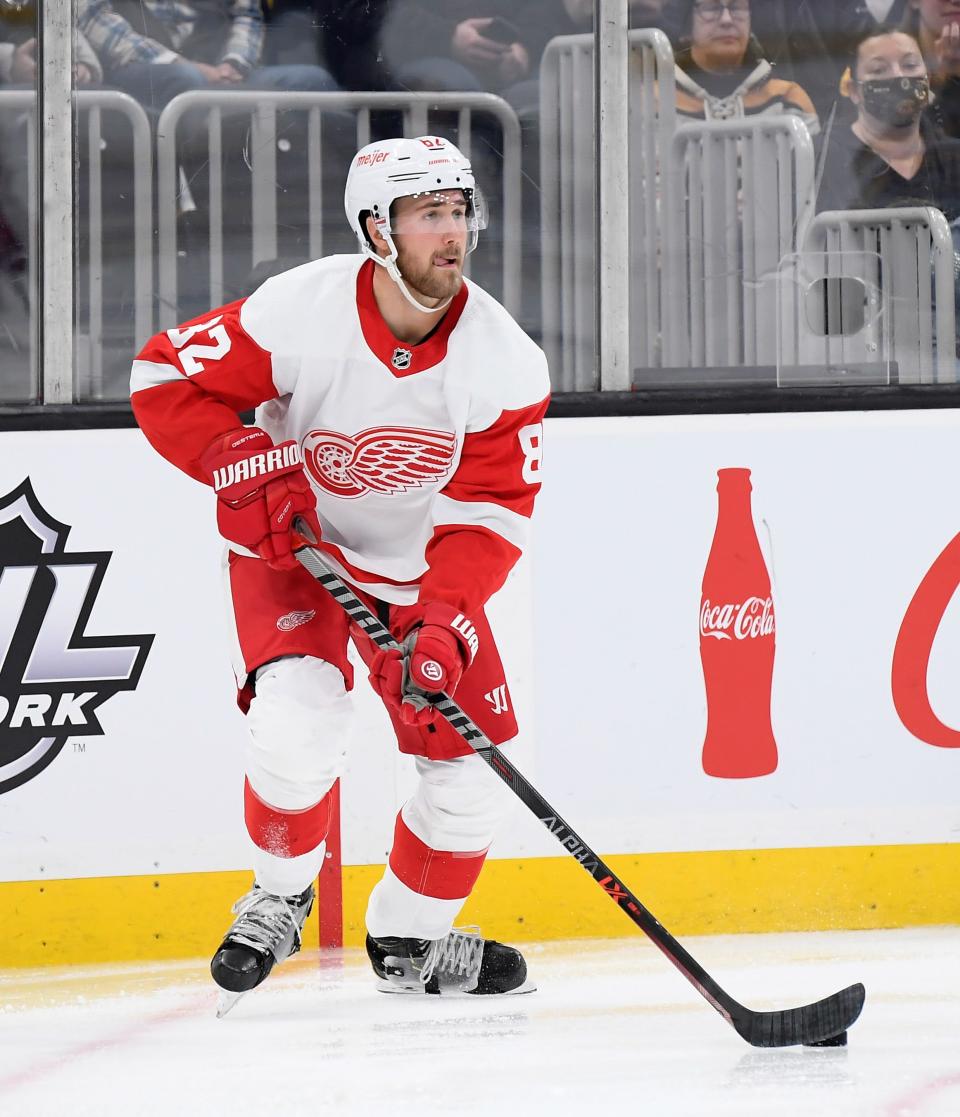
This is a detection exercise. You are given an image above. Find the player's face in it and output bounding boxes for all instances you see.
[390,191,470,303]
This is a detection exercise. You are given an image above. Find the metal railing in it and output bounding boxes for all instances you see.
[76,90,153,399]
[661,114,816,370]
[801,207,957,384]
[540,28,676,391]
[0,89,153,402]
[4,60,954,403]
[0,90,37,401]
[156,90,522,330]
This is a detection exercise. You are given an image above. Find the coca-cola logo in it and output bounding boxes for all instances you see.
[892,531,960,748]
[700,597,775,641]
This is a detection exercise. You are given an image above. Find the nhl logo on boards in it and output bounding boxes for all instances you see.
[0,480,154,795]
[392,347,413,370]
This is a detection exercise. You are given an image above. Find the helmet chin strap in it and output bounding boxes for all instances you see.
[375,236,454,314]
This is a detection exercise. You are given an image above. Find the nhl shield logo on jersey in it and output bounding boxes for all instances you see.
[391,347,412,371]
[0,480,154,795]
[301,426,458,499]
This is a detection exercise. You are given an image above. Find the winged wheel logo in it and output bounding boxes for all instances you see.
[301,427,457,498]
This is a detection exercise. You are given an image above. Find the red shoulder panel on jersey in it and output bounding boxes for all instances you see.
[131,299,280,482]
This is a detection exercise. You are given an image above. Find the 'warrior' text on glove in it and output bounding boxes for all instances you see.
[200,427,322,571]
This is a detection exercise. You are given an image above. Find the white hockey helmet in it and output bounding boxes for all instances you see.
[344,135,487,264]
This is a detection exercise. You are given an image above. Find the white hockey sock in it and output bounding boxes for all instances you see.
[365,865,466,941]
[252,840,326,898]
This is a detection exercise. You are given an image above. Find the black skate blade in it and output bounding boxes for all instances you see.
[468,978,537,996]
[216,989,247,1018]
[374,978,538,997]
[375,978,425,994]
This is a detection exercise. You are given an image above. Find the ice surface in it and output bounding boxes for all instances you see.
[1,927,958,1117]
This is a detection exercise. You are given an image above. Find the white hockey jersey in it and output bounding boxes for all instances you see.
[131,254,550,612]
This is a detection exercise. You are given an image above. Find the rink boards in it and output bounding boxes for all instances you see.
[2,412,960,964]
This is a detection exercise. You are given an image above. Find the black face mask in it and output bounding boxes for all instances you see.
[859,75,930,127]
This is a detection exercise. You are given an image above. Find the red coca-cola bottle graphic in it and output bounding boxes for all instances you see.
[699,468,778,778]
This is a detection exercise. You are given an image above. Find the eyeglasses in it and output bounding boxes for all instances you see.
[694,1,750,21]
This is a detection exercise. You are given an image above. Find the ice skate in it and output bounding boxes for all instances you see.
[211,883,314,1016]
[366,928,535,996]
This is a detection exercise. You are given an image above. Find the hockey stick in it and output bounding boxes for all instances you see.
[294,539,864,1048]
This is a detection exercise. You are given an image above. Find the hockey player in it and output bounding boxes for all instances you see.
[130,135,550,1004]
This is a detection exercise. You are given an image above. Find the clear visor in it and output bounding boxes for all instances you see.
[388,186,488,237]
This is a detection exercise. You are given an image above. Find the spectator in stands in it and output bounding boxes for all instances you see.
[0,13,48,392]
[818,19,960,362]
[373,1,545,117]
[317,1,666,114]
[2,33,102,88]
[319,1,665,110]
[77,0,340,113]
[261,0,327,68]
[1,22,102,254]
[0,34,32,289]
[756,1,875,123]
[893,0,960,137]
[815,24,960,219]
[661,1,875,123]
[661,0,821,135]
[313,0,390,92]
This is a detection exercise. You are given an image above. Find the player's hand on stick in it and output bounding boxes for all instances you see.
[368,603,478,725]
[200,427,321,571]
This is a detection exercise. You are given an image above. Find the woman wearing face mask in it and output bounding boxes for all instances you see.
[815,25,960,218]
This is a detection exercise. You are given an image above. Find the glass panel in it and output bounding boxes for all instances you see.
[628,0,957,393]
[60,3,593,400]
[317,5,596,382]
[99,3,582,385]
[0,0,38,403]
[73,10,151,401]
[534,3,597,390]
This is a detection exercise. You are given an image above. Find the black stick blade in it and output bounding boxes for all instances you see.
[732,983,865,1048]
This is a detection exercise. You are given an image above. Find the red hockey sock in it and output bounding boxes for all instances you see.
[244,778,334,859]
[387,813,489,901]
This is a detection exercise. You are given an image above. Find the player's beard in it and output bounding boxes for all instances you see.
[396,244,464,304]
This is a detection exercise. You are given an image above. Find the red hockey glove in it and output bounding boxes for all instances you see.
[368,603,479,726]
[200,427,322,571]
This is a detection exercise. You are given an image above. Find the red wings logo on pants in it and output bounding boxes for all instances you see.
[300,427,457,498]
